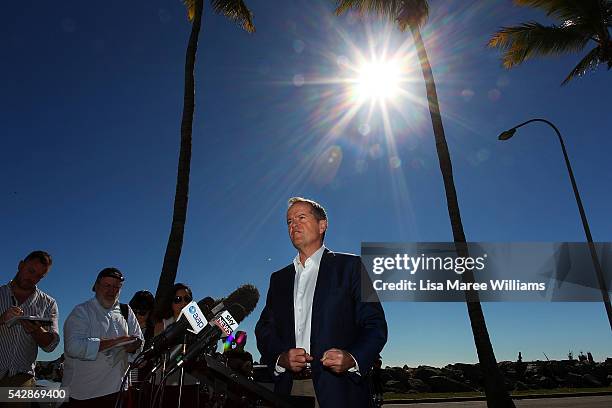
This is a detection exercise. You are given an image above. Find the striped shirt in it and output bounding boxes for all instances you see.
[0,282,60,378]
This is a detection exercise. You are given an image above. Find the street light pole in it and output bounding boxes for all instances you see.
[499,118,612,333]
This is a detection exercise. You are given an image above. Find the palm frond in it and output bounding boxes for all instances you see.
[334,0,428,30]
[561,45,602,84]
[210,0,255,33]
[488,22,590,67]
[183,0,196,21]
[514,0,604,24]
[335,0,404,20]
[397,0,429,31]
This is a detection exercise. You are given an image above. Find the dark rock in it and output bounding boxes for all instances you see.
[514,381,529,391]
[537,376,557,389]
[426,376,476,393]
[414,366,442,381]
[385,380,408,393]
[565,372,583,387]
[582,374,602,387]
[406,378,431,393]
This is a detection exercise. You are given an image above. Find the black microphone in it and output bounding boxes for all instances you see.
[164,284,259,375]
[211,284,259,316]
[138,296,214,362]
[164,303,246,376]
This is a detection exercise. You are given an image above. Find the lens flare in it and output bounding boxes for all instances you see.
[355,60,401,101]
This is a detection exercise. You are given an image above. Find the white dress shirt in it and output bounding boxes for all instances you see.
[293,245,326,354]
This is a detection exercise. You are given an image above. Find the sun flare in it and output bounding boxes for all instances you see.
[355,60,401,101]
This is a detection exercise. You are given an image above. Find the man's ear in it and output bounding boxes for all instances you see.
[319,219,328,234]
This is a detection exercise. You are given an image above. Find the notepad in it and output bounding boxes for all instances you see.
[109,338,139,350]
[5,315,53,327]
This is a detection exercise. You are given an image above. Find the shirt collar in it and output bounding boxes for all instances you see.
[293,245,326,270]
[6,280,40,303]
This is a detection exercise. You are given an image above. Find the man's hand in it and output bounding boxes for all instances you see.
[20,319,43,334]
[278,348,313,372]
[123,337,142,353]
[19,320,55,348]
[0,306,23,324]
[99,335,135,352]
[321,348,356,374]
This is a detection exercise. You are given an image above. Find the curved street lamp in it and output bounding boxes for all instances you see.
[498,118,612,333]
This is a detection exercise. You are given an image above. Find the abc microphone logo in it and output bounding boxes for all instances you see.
[188,305,205,329]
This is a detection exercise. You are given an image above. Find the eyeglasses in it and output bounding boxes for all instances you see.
[134,310,150,316]
[99,283,122,291]
[173,295,192,304]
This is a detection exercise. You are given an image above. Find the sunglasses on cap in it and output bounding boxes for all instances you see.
[173,295,192,304]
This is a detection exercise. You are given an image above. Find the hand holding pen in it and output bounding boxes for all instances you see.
[0,295,24,325]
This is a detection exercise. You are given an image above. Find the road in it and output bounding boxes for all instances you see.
[384,395,612,408]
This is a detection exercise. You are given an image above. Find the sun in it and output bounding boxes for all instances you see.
[354,60,402,101]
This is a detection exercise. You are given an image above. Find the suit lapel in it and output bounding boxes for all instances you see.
[285,263,297,348]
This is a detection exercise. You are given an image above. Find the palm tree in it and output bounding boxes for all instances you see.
[334,1,515,406]
[154,0,254,319]
[488,0,612,85]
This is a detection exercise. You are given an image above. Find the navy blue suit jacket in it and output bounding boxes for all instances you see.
[255,249,387,408]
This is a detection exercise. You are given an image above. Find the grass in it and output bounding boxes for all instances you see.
[383,385,612,400]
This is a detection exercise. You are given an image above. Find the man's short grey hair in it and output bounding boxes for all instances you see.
[287,197,327,221]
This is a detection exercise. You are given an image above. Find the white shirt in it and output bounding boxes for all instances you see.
[62,297,143,400]
[292,245,325,354]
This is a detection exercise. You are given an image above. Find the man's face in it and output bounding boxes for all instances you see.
[95,276,123,309]
[15,259,49,291]
[287,202,327,252]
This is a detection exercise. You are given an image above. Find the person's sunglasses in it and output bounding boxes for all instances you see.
[173,295,192,304]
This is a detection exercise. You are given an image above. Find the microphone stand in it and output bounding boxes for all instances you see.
[157,352,168,408]
[177,333,187,408]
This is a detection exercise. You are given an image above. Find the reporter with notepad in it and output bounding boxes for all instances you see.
[62,267,143,407]
[0,250,59,397]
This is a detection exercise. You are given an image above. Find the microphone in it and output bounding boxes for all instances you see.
[164,303,245,376]
[137,296,213,362]
[164,284,259,375]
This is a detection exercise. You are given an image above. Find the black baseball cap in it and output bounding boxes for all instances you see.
[92,267,125,291]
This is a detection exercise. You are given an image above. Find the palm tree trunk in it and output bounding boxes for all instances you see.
[154,0,203,320]
[409,25,515,408]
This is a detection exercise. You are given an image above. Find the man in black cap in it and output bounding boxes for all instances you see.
[62,268,143,406]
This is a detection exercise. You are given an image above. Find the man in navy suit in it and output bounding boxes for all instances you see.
[255,197,387,407]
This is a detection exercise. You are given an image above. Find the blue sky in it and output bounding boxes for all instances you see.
[2,0,610,367]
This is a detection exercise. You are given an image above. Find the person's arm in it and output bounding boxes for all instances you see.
[344,257,388,376]
[64,305,103,360]
[32,298,60,352]
[255,273,287,373]
[21,321,56,350]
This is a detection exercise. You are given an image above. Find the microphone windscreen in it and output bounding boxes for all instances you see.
[224,284,259,319]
